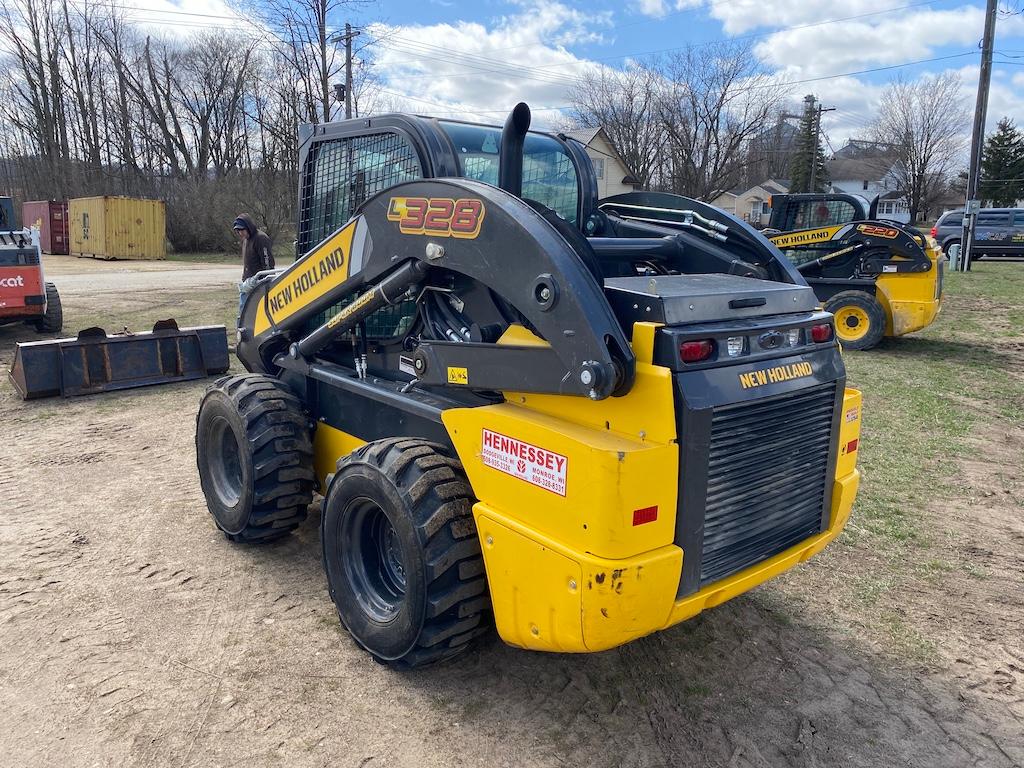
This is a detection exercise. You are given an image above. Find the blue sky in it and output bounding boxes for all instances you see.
[124,0,1024,147]
[351,0,1024,146]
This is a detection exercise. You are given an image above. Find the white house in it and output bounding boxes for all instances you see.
[827,141,910,223]
[711,179,790,227]
[564,128,641,200]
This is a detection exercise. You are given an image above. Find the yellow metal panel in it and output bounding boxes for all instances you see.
[475,511,585,651]
[312,423,366,491]
[836,388,862,481]
[69,197,107,258]
[253,220,357,336]
[631,321,662,365]
[443,404,678,560]
[475,504,682,652]
[69,196,166,259]
[873,245,942,336]
[496,326,677,445]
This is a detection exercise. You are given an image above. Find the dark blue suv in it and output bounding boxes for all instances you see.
[932,208,1024,258]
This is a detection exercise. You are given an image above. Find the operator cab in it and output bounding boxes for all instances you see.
[293,108,808,363]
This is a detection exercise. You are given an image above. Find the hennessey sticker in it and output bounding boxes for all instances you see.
[481,429,567,496]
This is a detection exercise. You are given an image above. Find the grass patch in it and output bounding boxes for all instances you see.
[843,262,1024,547]
[774,261,1023,661]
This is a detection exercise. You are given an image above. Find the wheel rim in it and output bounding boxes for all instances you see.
[208,416,243,508]
[834,305,870,342]
[342,498,407,623]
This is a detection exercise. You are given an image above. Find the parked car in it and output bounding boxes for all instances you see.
[931,208,1024,258]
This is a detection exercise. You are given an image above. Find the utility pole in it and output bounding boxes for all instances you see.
[784,95,835,192]
[329,24,361,120]
[344,23,359,119]
[960,0,998,272]
[808,96,835,191]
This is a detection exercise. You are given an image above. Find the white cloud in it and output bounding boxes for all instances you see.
[101,0,252,38]
[635,0,705,19]
[753,7,986,77]
[368,0,611,126]
[636,0,670,18]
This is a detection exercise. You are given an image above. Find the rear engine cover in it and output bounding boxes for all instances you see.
[604,274,818,327]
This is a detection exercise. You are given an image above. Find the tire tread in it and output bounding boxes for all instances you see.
[330,439,490,668]
[196,374,314,542]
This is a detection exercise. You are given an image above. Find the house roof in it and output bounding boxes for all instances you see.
[828,157,897,182]
[739,179,790,198]
[878,189,905,201]
[564,127,602,145]
[565,126,642,186]
[761,179,789,195]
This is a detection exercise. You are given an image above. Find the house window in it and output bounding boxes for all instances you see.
[593,157,605,180]
[761,201,770,215]
[862,180,869,190]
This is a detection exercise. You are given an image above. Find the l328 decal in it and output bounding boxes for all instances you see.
[387,197,485,239]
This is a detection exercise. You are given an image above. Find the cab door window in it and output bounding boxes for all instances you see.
[778,199,858,230]
[299,131,423,253]
[299,131,423,338]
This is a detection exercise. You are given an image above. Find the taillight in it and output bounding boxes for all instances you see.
[679,339,714,362]
[929,226,937,238]
[810,324,833,343]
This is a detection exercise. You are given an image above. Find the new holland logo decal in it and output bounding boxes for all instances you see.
[738,361,813,389]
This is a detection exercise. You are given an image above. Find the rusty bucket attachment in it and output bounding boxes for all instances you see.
[9,319,230,399]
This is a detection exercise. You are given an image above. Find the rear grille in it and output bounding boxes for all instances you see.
[699,383,837,586]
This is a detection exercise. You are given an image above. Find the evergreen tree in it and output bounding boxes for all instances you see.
[789,95,830,193]
[980,118,1024,206]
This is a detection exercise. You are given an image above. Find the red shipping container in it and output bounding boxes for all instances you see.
[22,200,69,255]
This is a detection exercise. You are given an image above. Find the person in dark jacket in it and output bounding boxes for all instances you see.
[233,214,275,319]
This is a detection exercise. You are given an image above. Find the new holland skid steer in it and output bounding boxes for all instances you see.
[195,105,863,667]
[759,193,943,350]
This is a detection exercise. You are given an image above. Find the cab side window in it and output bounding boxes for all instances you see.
[785,200,857,229]
[299,132,423,254]
[299,131,423,338]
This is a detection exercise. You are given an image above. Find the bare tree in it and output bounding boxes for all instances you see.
[655,42,787,201]
[567,64,662,188]
[261,0,364,124]
[871,73,969,221]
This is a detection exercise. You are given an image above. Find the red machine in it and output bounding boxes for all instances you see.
[0,197,62,333]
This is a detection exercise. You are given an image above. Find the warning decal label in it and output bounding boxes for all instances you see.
[481,429,568,496]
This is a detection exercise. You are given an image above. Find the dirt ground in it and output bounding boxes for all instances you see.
[0,258,1021,767]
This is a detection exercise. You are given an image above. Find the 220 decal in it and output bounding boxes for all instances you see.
[387,197,485,239]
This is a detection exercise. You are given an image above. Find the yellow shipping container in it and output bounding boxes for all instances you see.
[69,196,166,260]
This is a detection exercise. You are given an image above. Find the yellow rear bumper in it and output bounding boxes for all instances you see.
[885,297,942,337]
[475,465,860,653]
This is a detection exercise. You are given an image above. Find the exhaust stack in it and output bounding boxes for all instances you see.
[498,102,531,198]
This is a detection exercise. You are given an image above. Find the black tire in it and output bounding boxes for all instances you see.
[825,291,887,351]
[195,374,315,542]
[941,239,960,259]
[322,438,490,668]
[33,282,62,333]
